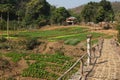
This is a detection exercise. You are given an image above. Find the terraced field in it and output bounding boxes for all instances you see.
[0,26,113,80]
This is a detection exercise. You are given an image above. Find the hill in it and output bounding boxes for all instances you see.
[112,1,120,13]
[70,5,85,14]
[70,1,120,14]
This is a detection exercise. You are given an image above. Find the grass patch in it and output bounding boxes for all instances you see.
[64,39,80,45]
[50,32,104,45]
[5,52,27,62]
[0,53,2,57]
[10,27,88,39]
[22,53,77,80]
[91,39,99,46]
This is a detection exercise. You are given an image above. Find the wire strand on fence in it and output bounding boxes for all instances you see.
[57,38,104,80]
[57,53,87,80]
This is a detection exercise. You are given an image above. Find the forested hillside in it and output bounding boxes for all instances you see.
[71,1,120,14]
[0,0,120,30]
[112,2,120,13]
[0,0,70,30]
[70,1,120,21]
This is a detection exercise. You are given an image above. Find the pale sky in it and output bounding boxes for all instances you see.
[46,0,120,9]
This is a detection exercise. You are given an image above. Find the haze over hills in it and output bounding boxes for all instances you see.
[70,1,120,14]
[112,1,120,13]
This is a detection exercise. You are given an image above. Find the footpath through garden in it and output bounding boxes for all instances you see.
[69,39,120,80]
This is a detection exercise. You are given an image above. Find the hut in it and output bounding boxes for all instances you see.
[66,17,77,25]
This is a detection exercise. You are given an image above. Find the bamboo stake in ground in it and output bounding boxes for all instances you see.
[87,34,92,66]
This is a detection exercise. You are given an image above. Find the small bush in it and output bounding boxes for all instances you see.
[0,44,10,49]
[103,24,110,30]
[0,20,6,30]
[7,77,16,80]
[18,40,26,45]
[0,58,11,70]
[55,50,64,56]
[64,39,80,45]
[117,23,120,42]
[5,52,27,62]
[26,38,40,50]
[80,47,85,51]
[0,37,7,42]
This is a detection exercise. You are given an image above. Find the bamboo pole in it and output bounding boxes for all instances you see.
[7,11,9,38]
[87,34,92,66]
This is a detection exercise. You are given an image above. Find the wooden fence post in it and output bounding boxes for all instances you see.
[87,34,92,66]
[80,59,84,76]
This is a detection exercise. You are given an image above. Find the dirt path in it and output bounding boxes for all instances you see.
[69,39,120,80]
[87,39,120,80]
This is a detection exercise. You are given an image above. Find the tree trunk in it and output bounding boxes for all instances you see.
[0,13,2,37]
[0,13,2,22]
[7,12,9,38]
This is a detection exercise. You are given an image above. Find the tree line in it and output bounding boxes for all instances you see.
[0,0,116,30]
[0,0,70,30]
[81,0,114,23]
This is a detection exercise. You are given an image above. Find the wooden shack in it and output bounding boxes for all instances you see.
[66,17,76,25]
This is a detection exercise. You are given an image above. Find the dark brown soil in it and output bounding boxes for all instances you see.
[34,41,85,57]
[0,57,28,80]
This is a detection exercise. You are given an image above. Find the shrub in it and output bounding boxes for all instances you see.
[6,77,16,80]
[26,38,40,50]
[0,20,6,30]
[5,52,27,62]
[103,24,110,30]
[55,50,64,56]
[0,44,10,49]
[117,23,120,42]
[0,37,7,42]
[0,58,11,71]
[64,39,80,45]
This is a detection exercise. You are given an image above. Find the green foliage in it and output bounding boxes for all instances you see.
[37,15,48,26]
[0,44,10,49]
[103,24,110,30]
[22,62,48,78]
[95,6,105,23]
[0,58,11,71]
[68,10,82,23]
[115,12,120,21]
[51,7,70,25]
[26,38,40,50]
[6,77,16,80]
[0,19,7,30]
[0,37,7,42]
[52,32,104,43]
[81,2,98,22]
[64,39,80,45]
[23,0,50,26]
[5,52,27,62]
[17,27,87,38]
[117,23,120,42]
[0,0,71,28]
[81,0,114,23]
[22,53,75,80]
[10,26,105,45]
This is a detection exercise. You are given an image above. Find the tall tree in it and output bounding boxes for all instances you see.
[100,0,114,21]
[51,7,70,25]
[95,6,105,23]
[81,0,114,23]
[24,0,50,27]
[81,2,98,22]
[4,4,14,38]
